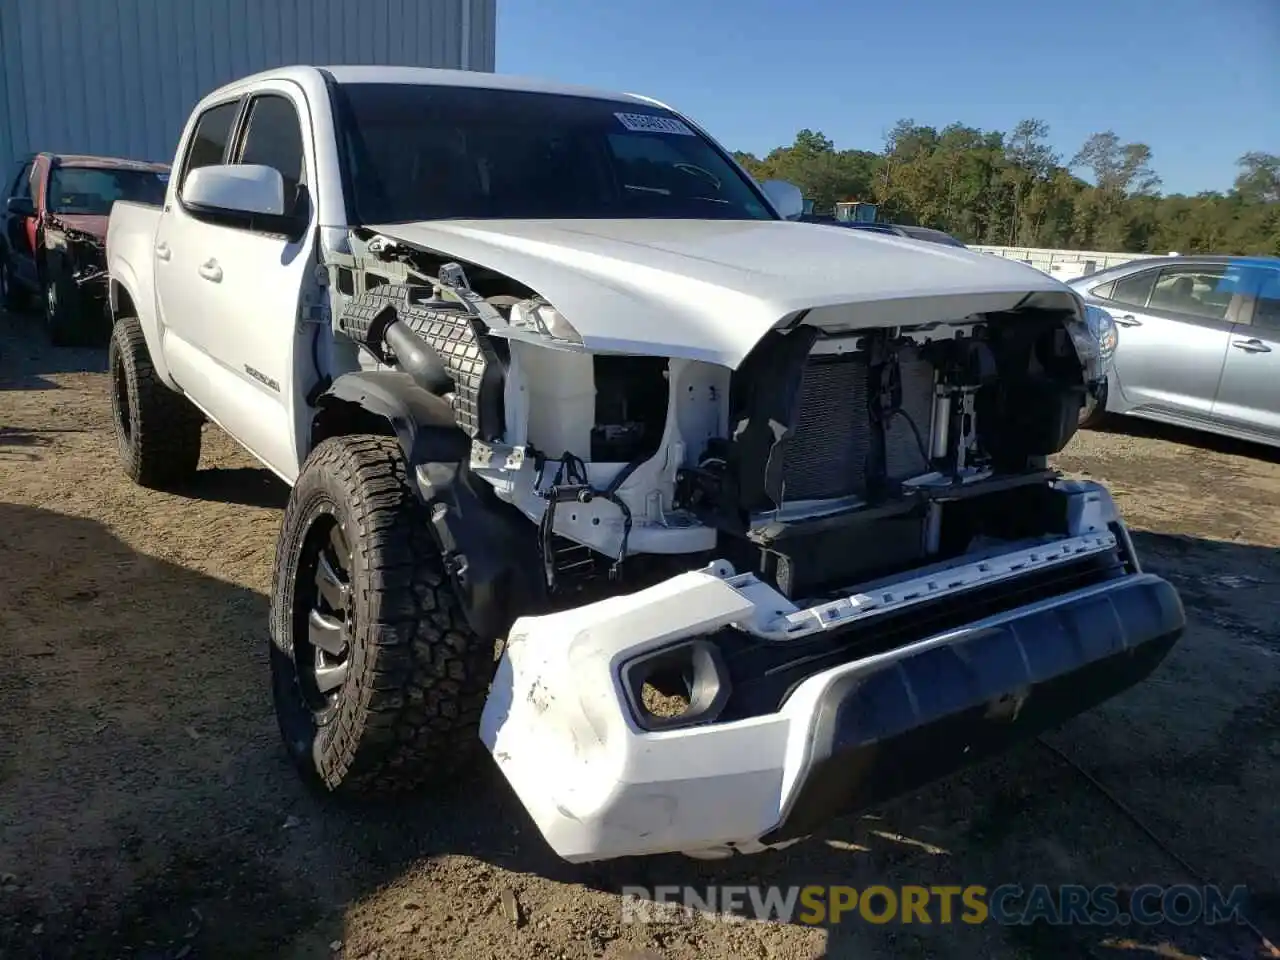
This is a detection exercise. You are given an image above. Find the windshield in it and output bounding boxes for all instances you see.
[48,167,168,215]
[334,83,775,223]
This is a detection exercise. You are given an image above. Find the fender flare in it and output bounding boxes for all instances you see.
[108,264,178,389]
[312,371,546,639]
[312,370,470,465]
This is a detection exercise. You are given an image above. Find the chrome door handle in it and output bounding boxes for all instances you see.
[197,258,222,282]
[1232,338,1271,354]
[154,242,171,261]
[1113,314,1143,327]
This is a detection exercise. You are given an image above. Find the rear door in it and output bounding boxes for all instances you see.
[153,96,245,404]
[1211,265,1280,441]
[1087,261,1243,420]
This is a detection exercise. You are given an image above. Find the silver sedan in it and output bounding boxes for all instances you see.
[1069,255,1280,449]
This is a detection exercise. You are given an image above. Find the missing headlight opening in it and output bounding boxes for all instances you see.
[591,356,669,463]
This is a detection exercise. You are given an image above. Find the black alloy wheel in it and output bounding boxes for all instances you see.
[293,511,354,723]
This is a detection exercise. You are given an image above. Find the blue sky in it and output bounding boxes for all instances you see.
[496,0,1279,196]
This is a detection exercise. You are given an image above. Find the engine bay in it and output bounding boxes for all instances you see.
[328,230,1100,608]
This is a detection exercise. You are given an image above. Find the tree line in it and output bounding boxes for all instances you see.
[732,122,1280,256]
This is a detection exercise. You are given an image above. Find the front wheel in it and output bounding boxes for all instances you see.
[269,435,495,797]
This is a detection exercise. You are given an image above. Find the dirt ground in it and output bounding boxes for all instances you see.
[1,305,1278,960]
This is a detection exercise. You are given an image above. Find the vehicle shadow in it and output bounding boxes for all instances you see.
[182,465,291,510]
[4,503,1277,960]
[1092,413,1280,464]
[0,427,56,460]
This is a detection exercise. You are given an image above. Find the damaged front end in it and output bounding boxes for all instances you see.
[317,226,1184,864]
[50,222,110,313]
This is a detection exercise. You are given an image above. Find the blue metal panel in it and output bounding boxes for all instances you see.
[0,0,495,168]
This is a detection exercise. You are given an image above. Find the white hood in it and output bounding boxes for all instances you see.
[369,218,1077,368]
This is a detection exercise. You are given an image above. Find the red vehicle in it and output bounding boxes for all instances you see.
[1,153,169,344]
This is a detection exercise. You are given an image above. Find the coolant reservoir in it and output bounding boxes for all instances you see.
[512,339,595,459]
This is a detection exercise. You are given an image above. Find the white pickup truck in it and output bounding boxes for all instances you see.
[106,65,1185,864]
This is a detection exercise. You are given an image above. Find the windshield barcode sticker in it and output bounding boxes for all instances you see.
[615,112,695,136]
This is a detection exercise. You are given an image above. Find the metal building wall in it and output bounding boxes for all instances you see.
[0,0,497,168]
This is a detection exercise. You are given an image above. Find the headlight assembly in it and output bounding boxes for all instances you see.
[1085,304,1118,364]
[1065,305,1115,385]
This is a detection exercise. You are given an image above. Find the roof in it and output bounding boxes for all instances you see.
[1068,254,1280,291]
[219,64,663,109]
[42,153,169,173]
[1077,253,1280,276]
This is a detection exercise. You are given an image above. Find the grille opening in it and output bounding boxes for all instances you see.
[780,347,936,504]
[782,355,870,501]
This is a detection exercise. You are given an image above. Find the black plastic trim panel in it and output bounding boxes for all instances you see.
[759,573,1185,843]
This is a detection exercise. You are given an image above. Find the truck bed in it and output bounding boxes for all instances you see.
[105,199,163,349]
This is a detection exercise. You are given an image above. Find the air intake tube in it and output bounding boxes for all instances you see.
[366,304,454,396]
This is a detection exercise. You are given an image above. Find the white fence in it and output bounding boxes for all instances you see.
[969,245,1173,282]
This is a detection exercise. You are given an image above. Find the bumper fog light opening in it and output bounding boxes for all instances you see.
[619,639,732,732]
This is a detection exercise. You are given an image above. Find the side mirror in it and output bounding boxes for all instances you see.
[6,196,35,218]
[761,179,805,221]
[182,164,286,216]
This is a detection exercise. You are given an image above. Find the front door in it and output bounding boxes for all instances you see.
[197,83,320,482]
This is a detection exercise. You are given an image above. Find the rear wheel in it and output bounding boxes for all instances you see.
[109,316,203,487]
[270,435,495,796]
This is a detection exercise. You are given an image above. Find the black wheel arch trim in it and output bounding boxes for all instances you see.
[310,370,546,640]
[312,370,469,465]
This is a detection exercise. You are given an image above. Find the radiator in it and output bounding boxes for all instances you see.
[781,349,935,503]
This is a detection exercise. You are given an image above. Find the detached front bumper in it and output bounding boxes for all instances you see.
[480,508,1184,864]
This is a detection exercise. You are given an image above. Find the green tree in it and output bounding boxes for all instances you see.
[731,122,1276,255]
[1234,152,1280,204]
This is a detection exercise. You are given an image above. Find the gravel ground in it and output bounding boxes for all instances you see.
[1,305,1278,960]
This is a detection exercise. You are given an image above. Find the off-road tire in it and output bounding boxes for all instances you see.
[108,316,203,488]
[269,435,495,797]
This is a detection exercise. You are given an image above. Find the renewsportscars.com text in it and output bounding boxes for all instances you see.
[621,884,1251,927]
